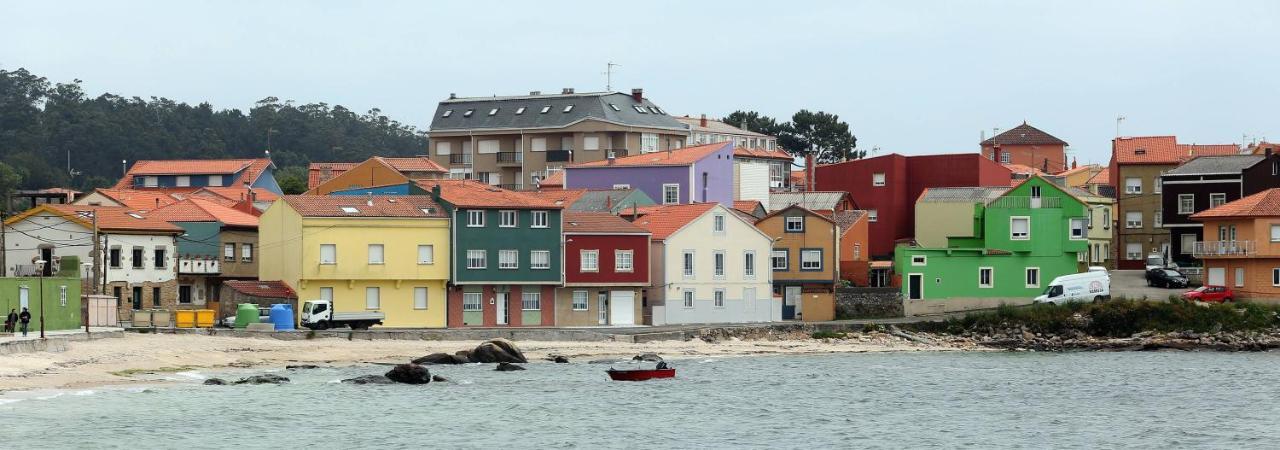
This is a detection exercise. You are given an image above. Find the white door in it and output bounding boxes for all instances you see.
[609,291,635,326]
[785,286,802,320]
[1208,267,1226,286]
[597,292,608,325]
[495,292,508,325]
[19,287,30,310]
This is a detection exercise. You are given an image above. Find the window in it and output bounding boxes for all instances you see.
[580,250,599,272]
[1126,243,1142,260]
[979,267,994,288]
[521,292,541,310]
[854,244,861,260]
[488,108,499,116]
[530,250,550,269]
[1178,194,1195,215]
[714,289,725,308]
[1273,268,1280,287]
[1126,212,1142,229]
[109,248,121,268]
[1077,251,1085,262]
[713,214,726,233]
[539,105,551,114]
[640,133,659,153]
[1125,177,1142,194]
[1181,234,1197,254]
[441,109,453,118]
[131,247,144,269]
[785,216,804,232]
[1154,209,1163,228]
[143,176,158,187]
[1092,243,1102,263]
[612,184,631,189]
[463,293,482,311]
[683,290,694,308]
[414,287,429,310]
[499,250,518,269]
[615,250,633,272]
[477,139,500,154]
[911,255,927,266]
[683,250,695,277]
[318,287,334,304]
[176,176,190,187]
[563,105,574,113]
[320,244,336,264]
[634,105,648,114]
[365,287,380,309]
[743,251,756,278]
[467,210,485,227]
[437,141,451,155]
[800,249,823,271]
[1154,176,1162,194]
[368,244,384,264]
[340,206,360,214]
[240,244,252,262]
[868,210,878,222]
[515,107,526,115]
[1000,152,1011,164]
[771,250,788,270]
[1209,193,1226,209]
[224,243,236,261]
[663,184,680,204]
[608,103,621,111]
[582,136,600,151]
[531,211,548,228]
[1069,218,1085,240]
[572,291,589,310]
[1272,225,1280,242]
[499,210,517,227]
[467,250,487,269]
[207,175,223,187]
[418,245,434,264]
[463,109,474,117]
[1010,217,1030,240]
[714,251,726,278]
[1102,208,1111,229]
[1025,267,1040,288]
[1236,268,1245,287]
[872,173,886,186]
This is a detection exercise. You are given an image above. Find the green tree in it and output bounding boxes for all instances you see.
[778,110,861,163]
[723,110,786,137]
[275,166,309,194]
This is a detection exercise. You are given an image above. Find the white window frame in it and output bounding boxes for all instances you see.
[572,290,589,311]
[1126,243,1143,260]
[368,244,384,265]
[743,250,756,279]
[241,243,252,262]
[224,243,235,261]
[1069,218,1086,240]
[713,251,726,279]
[365,287,380,310]
[1209,193,1226,210]
[1154,176,1163,194]
[714,289,725,308]
[663,184,680,205]
[771,250,788,270]
[531,137,547,152]
[1271,224,1280,242]
[414,287,429,310]
[640,133,659,153]
[682,250,695,278]
[615,250,633,272]
[580,249,599,272]
[801,249,823,270]
[1124,177,1142,194]
[175,175,190,187]
[467,210,485,227]
[1126,211,1142,229]
[785,216,804,232]
[499,210,517,228]
[437,141,452,155]
[683,290,695,308]
[868,209,878,222]
[463,293,482,311]
[530,250,551,270]
[320,244,336,265]
[521,292,541,311]
[467,250,487,269]
[979,267,994,288]
[1178,194,1195,215]
[872,172,886,186]
[418,245,434,264]
[531,211,548,228]
[319,287,333,302]
[713,214,726,233]
[911,255,927,266]
[498,249,519,269]
[583,136,600,151]
[1154,209,1163,228]
[207,175,223,187]
[1025,267,1040,288]
[1010,216,1031,240]
[1235,267,1245,288]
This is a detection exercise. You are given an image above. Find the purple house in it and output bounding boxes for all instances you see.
[561,142,734,206]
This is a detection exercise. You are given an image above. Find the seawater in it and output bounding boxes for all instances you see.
[2,352,1279,449]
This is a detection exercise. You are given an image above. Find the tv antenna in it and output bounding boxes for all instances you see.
[604,62,620,91]
[1116,115,1126,137]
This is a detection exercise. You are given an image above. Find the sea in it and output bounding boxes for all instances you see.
[2,351,1278,449]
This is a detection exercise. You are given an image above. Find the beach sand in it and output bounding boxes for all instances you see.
[0,332,978,391]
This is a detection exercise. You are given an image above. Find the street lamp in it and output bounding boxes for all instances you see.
[35,259,46,339]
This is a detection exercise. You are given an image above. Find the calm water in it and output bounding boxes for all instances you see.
[3,352,1280,449]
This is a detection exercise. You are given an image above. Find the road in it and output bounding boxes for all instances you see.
[1109,269,1187,300]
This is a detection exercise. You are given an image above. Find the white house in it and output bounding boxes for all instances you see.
[632,203,778,325]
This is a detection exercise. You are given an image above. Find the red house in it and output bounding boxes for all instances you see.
[815,153,1011,259]
[980,122,1069,173]
[557,212,651,326]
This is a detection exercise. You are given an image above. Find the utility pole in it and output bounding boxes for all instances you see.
[91,212,100,295]
[1,210,6,278]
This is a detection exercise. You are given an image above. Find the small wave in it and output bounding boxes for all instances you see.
[35,392,65,400]
[0,398,25,406]
[327,379,341,384]
[72,390,96,396]
[175,371,206,380]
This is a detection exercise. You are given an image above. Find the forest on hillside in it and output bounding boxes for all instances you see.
[0,67,429,196]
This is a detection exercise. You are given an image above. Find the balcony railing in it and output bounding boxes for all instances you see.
[496,152,523,165]
[988,196,1062,209]
[449,154,473,165]
[178,257,221,274]
[545,150,572,162]
[1193,240,1255,257]
[496,183,523,191]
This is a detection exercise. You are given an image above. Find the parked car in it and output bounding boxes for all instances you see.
[1183,285,1234,303]
[1146,268,1189,288]
[1034,271,1111,305]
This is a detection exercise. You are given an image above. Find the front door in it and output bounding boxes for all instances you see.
[609,291,635,326]
[132,286,143,309]
[1208,267,1226,286]
[19,287,29,310]
[907,274,924,300]
[39,248,53,276]
[597,292,608,325]
[495,292,509,325]
[783,286,802,320]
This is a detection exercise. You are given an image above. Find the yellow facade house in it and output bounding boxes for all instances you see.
[258,195,451,328]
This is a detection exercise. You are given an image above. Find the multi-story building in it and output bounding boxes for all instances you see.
[307,156,447,194]
[426,89,688,189]
[561,142,735,206]
[754,206,841,321]
[148,198,260,308]
[258,195,451,328]
[1191,188,1280,302]
[676,114,779,150]
[631,203,777,325]
[895,175,1089,315]
[1108,136,1238,269]
[557,212,650,326]
[981,122,1068,173]
[768,191,856,215]
[111,158,281,197]
[1159,153,1280,266]
[416,180,565,327]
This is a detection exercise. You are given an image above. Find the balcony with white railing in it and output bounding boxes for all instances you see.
[988,196,1062,209]
[178,257,221,274]
[1192,240,1255,257]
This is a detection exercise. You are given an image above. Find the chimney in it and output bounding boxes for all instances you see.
[806,154,816,191]
[562,88,574,94]
[430,185,442,202]
[1071,157,1078,169]
[1267,148,1273,158]
[700,114,707,128]
[366,192,373,207]
[631,88,643,102]
[449,93,456,100]
[529,90,541,96]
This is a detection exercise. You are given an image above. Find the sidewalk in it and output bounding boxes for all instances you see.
[0,327,125,355]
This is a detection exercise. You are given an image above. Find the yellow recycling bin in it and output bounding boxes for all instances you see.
[175,310,196,328]
[195,309,215,328]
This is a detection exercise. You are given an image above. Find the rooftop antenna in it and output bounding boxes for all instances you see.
[1115,115,1126,138]
[603,62,620,91]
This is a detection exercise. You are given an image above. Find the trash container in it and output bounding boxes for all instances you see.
[195,309,215,328]
[269,304,295,331]
[175,310,196,328]
[234,303,259,329]
[151,310,172,328]
[132,310,153,328]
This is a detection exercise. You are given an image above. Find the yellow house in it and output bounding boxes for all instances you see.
[258,195,451,328]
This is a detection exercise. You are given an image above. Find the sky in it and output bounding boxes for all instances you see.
[2,0,1278,165]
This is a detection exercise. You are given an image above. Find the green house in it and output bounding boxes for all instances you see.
[895,175,1089,314]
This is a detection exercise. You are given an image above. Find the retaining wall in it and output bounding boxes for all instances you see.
[835,287,904,319]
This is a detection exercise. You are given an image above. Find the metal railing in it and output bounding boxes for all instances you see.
[988,196,1062,209]
[449,154,473,165]
[496,152,523,164]
[496,183,523,191]
[1193,240,1255,257]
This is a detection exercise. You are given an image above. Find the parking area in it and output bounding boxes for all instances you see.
[1110,270,1187,300]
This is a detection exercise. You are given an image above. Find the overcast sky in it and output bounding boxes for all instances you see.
[2,1,1277,164]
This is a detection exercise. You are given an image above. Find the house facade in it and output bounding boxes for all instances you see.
[258,195,451,328]
[114,158,282,195]
[833,210,870,286]
[981,122,1069,173]
[1160,154,1280,266]
[149,198,260,308]
[1191,189,1280,303]
[562,142,735,207]
[306,156,447,195]
[557,212,650,326]
[755,206,839,321]
[634,203,777,325]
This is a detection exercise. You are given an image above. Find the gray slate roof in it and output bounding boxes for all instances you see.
[570,189,654,212]
[1165,155,1264,175]
[429,92,687,132]
[917,187,1009,204]
[769,191,849,211]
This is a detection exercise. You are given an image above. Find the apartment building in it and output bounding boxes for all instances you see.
[1191,189,1280,302]
[1160,153,1280,265]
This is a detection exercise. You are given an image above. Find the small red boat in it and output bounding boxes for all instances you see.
[607,367,675,381]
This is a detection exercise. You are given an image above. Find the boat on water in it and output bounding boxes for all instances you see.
[607,361,675,381]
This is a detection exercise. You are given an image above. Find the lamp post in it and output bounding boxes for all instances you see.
[35,259,46,339]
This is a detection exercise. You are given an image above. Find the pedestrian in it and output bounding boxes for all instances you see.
[5,309,15,333]
[18,307,32,337]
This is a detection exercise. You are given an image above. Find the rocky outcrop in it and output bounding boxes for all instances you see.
[203,378,227,385]
[342,375,394,385]
[552,355,569,364]
[431,374,449,382]
[471,338,528,363]
[413,353,470,365]
[632,353,663,362]
[385,363,432,384]
[234,374,290,385]
[917,327,1280,352]
[495,362,526,371]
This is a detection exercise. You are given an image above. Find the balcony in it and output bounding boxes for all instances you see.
[178,257,221,274]
[449,154,473,166]
[496,183,523,191]
[496,152,523,166]
[1193,240,1255,257]
[988,196,1061,209]
[545,150,572,163]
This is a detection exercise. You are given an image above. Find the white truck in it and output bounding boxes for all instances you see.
[1034,271,1111,305]
[300,300,384,330]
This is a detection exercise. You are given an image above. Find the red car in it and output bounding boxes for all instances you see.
[1183,285,1235,303]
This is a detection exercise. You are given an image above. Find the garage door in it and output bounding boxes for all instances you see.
[609,291,635,325]
[1208,267,1226,286]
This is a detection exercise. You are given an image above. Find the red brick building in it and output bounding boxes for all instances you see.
[981,122,1069,173]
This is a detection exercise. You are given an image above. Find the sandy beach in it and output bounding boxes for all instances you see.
[0,331,976,391]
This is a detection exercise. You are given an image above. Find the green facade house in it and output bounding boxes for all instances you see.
[1,256,83,332]
[895,175,1089,315]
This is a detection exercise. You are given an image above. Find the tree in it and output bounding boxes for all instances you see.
[0,161,23,200]
[723,110,785,137]
[275,166,308,195]
[777,110,861,163]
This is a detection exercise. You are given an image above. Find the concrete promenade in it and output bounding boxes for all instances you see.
[0,327,125,355]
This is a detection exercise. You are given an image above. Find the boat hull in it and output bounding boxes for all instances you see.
[607,368,675,381]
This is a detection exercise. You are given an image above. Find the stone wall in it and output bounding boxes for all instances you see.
[834,287,903,319]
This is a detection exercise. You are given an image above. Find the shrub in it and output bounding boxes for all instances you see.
[904,299,1280,337]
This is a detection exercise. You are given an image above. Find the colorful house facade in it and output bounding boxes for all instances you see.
[1191,189,1280,303]
[557,212,650,326]
[148,198,260,308]
[562,142,735,207]
[755,205,840,321]
[1159,153,1280,266]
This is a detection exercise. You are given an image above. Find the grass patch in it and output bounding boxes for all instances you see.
[906,298,1280,337]
[811,331,848,339]
[110,365,200,377]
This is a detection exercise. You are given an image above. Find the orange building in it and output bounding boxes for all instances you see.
[981,122,1068,173]
[1190,189,1280,304]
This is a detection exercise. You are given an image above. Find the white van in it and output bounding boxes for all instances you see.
[1034,271,1111,305]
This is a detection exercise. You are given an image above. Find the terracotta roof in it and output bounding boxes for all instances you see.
[981,122,1067,146]
[523,189,588,208]
[1086,167,1110,185]
[149,198,259,228]
[196,186,279,203]
[1191,189,1280,219]
[571,142,729,168]
[674,116,770,137]
[630,203,718,240]
[5,204,183,233]
[563,211,650,234]
[185,190,241,207]
[1002,163,1044,175]
[308,162,359,189]
[415,179,560,209]
[281,195,447,218]
[223,280,296,299]
[538,171,565,188]
[734,147,793,161]
[733,200,764,215]
[756,204,836,226]
[115,158,273,189]
[1113,136,1239,165]
[831,210,867,235]
[89,188,181,211]
[1054,164,1096,177]
[375,156,447,173]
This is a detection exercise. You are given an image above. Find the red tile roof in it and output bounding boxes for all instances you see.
[1086,167,1110,185]
[376,156,447,173]
[563,211,650,234]
[1191,188,1280,219]
[149,198,259,228]
[114,158,273,189]
[523,189,588,208]
[197,186,279,203]
[89,188,180,211]
[223,280,296,299]
[5,204,184,233]
[733,200,764,215]
[981,122,1067,146]
[308,162,359,189]
[630,203,718,240]
[537,171,565,188]
[415,179,560,209]
[572,142,730,168]
[734,147,794,161]
[1113,136,1238,165]
[1054,164,1096,177]
[1002,163,1044,175]
[281,195,447,218]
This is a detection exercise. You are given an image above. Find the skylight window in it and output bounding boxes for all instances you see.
[633,105,647,113]
[654,107,666,115]
[341,207,360,214]
[488,108,499,116]
[421,208,436,215]
[515,107,526,114]
[563,105,574,113]
[647,106,659,114]
[463,109,474,117]
[609,103,621,111]
[442,110,453,118]
[540,105,551,114]
[126,213,143,219]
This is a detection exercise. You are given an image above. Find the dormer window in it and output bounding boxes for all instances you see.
[654,107,666,115]
[515,107,526,115]
[563,105,574,113]
[540,105,551,114]
[463,109,474,117]
[442,110,453,118]
[488,108,499,116]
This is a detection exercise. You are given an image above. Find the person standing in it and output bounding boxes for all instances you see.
[18,307,31,337]
[5,309,16,333]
